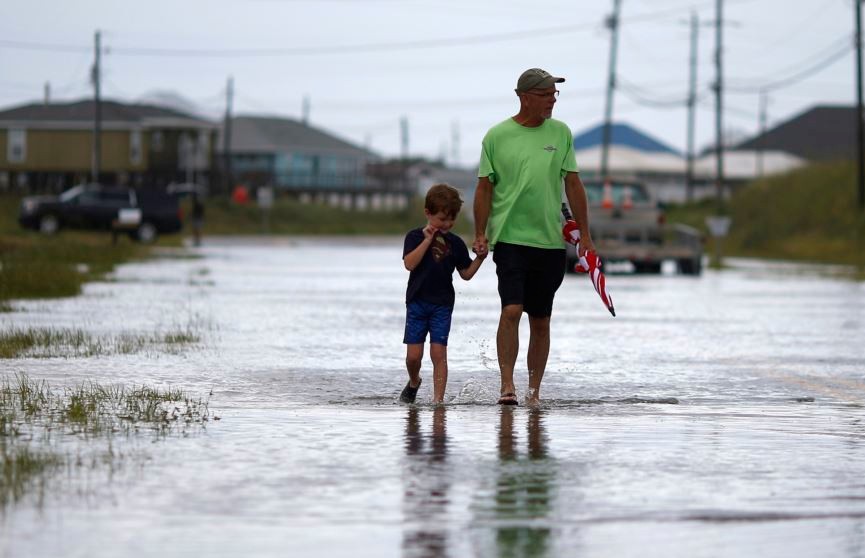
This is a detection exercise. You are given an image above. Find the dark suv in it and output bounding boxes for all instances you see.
[18,184,183,243]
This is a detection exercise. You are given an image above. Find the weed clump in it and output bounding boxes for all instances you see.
[0,373,217,509]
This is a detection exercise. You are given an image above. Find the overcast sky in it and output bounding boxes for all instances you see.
[1,0,859,165]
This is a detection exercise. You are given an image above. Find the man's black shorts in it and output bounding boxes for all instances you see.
[492,242,566,318]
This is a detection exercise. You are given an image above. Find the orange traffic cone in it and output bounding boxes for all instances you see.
[601,180,614,209]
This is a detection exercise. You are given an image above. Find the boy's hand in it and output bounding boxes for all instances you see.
[422,225,438,241]
[474,244,488,259]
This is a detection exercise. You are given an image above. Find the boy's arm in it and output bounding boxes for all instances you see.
[457,252,486,280]
[403,226,436,271]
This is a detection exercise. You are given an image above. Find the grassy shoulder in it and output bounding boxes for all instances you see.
[665,160,865,268]
[200,195,472,236]
[0,195,166,308]
[0,193,471,308]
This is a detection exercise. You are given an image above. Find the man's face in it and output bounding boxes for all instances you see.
[520,86,559,119]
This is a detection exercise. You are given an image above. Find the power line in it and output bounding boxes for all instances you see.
[732,33,852,80]
[726,40,852,93]
[0,3,731,59]
[617,76,709,108]
[0,23,596,57]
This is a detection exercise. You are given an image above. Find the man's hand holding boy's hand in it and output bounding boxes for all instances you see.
[472,234,489,258]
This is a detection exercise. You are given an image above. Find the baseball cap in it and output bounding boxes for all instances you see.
[515,68,565,93]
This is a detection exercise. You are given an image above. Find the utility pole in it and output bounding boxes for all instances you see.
[600,0,622,182]
[400,116,409,161]
[757,90,768,177]
[451,120,460,167]
[713,0,725,211]
[223,76,234,195]
[705,0,732,268]
[44,82,51,105]
[856,0,864,210]
[92,30,102,184]
[685,11,698,203]
[400,116,410,199]
[302,95,310,125]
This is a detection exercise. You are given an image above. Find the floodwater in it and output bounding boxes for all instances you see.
[2,237,865,558]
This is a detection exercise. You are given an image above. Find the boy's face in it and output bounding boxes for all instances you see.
[425,209,456,233]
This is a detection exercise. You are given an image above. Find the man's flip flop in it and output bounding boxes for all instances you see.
[399,378,422,404]
[497,393,518,406]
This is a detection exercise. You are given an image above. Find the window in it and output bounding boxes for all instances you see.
[196,130,210,168]
[99,190,132,208]
[130,130,142,165]
[7,129,26,163]
[151,131,163,152]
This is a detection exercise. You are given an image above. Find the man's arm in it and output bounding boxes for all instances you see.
[564,172,595,255]
[473,176,493,255]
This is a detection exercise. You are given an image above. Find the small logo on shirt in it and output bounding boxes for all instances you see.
[543,145,558,152]
[431,234,451,262]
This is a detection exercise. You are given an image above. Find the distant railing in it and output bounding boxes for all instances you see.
[272,172,368,189]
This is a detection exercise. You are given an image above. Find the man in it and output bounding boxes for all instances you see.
[473,68,595,407]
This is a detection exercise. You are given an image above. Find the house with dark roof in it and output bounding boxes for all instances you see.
[220,116,381,192]
[736,105,859,161]
[0,99,217,192]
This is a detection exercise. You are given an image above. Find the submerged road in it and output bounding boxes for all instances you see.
[2,238,864,557]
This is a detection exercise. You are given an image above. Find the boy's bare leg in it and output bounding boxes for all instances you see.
[405,344,424,388]
[525,315,551,407]
[429,343,448,404]
[497,304,522,398]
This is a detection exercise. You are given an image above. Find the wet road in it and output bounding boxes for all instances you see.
[1,237,864,557]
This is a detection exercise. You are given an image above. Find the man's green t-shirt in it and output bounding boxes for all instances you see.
[478,117,579,249]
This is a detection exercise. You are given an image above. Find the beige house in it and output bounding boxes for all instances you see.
[0,99,217,193]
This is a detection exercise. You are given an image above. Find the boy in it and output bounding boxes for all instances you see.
[400,184,487,405]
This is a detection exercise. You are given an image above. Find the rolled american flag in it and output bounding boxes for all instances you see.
[562,204,616,317]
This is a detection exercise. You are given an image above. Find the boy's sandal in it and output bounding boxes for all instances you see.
[399,378,422,404]
[497,392,518,406]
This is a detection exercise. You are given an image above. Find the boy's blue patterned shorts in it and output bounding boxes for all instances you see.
[403,300,453,346]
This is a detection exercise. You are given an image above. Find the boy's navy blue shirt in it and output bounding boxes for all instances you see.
[403,228,472,307]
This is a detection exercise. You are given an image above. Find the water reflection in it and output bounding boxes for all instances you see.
[494,409,555,558]
[402,406,450,558]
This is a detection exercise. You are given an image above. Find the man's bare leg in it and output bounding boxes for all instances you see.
[429,343,448,404]
[526,315,551,407]
[497,304,523,400]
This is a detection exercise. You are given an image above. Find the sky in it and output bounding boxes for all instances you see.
[0,0,860,166]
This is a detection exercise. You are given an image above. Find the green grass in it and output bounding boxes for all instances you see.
[0,193,474,307]
[0,373,216,508]
[198,195,474,236]
[0,327,200,359]
[0,194,156,306]
[0,373,213,430]
[666,160,865,268]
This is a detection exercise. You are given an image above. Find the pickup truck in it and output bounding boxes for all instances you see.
[18,184,183,243]
[565,180,703,275]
